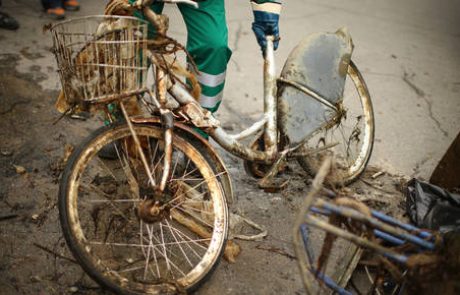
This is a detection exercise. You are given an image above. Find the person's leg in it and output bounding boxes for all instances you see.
[178,0,232,114]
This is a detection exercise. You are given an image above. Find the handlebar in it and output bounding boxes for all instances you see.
[130,0,198,36]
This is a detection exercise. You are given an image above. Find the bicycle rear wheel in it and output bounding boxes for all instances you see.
[297,61,375,185]
[59,124,228,294]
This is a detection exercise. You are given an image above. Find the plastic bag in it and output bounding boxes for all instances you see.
[406,178,460,233]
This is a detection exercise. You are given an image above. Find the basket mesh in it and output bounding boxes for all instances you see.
[50,16,149,104]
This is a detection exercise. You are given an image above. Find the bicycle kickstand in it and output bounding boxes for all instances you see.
[258,150,289,192]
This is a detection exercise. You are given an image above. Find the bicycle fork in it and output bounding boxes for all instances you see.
[119,65,173,194]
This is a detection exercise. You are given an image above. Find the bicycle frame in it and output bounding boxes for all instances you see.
[293,158,438,295]
[117,0,355,191]
[166,37,279,164]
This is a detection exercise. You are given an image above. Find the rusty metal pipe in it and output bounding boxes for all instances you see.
[263,36,278,158]
[277,77,338,112]
[119,102,156,187]
[229,118,267,141]
[160,120,173,192]
[209,127,273,163]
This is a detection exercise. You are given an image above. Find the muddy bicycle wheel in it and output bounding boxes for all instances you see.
[297,61,375,185]
[59,124,228,294]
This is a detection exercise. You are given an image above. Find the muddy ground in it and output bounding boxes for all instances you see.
[0,51,409,295]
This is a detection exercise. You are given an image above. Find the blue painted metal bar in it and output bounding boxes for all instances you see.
[371,210,432,240]
[310,206,430,249]
[310,267,353,295]
[300,223,315,263]
[374,229,405,246]
[317,202,436,251]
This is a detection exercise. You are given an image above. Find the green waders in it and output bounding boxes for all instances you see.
[133,0,232,114]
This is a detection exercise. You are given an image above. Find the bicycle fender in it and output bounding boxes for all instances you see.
[277,27,354,146]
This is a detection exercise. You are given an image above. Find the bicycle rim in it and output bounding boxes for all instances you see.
[59,124,228,294]
[297,61,375,185]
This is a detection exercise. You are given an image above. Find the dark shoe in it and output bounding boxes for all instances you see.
[0,11,19,30]
[63,0,80,11]
[46,7,65,20]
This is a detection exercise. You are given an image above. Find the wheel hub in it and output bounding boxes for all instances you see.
[137,190,172,224]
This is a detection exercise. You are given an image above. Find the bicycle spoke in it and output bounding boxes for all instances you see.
[80,184,131,223]
[165,219,193,267]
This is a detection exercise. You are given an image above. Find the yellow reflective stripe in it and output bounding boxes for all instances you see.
[251,2,282,14]
[198,70,227,88]
[200,90,224,108]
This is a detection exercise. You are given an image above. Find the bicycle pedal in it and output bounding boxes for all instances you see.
[258,178,289,193]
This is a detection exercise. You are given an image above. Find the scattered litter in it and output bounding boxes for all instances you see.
[69,286,79,293]
[30,275,42,283]
[230,213,267,241]
[31,214,40,220]
[1,149,13,156]
[406,178,460,232]
[13,165,26,174]
[371,171,385,179]
[70,111,90,121]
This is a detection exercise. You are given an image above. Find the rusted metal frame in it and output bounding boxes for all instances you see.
[209,128,274,163]
[49,15,145,31]
[263,36,278,158]
[229,117,267,141]
[119,102,156,187]
[310,206,427,248]
[169,94,271,162]
[84,88,148,104]
[370,210,432,240]
[258,149,289,189]
[155,65,173,192]
[304,215,408,264]
[277,77,338,112]
[293,156,333,295]
[169,81,267,141]
[314,198,436,251]
[168,84,274,163]
[286,142,339,158]
[75,63,146,70]
[299,224,354,295]
[131,116,235,204]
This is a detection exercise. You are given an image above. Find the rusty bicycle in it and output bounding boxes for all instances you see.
[49,0,374,293]
[293,157,444,295]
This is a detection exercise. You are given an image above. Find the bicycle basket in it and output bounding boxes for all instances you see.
[50,16,149,105]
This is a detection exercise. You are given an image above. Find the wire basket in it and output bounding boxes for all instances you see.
[50,15,149,105]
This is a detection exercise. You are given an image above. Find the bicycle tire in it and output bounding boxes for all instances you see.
[297,61,375,185]
[59,123,228,294]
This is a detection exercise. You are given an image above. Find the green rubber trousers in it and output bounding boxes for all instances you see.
[133,0,232,113]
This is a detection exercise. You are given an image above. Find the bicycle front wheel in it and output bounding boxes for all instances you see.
[59,124,228,294]
[297,61,375,185]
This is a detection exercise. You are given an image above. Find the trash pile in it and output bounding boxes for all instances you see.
[294,157,460,295]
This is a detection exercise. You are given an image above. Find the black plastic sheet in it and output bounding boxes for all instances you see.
[406,178,460,233]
